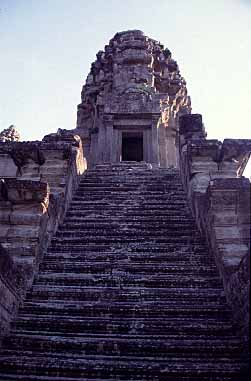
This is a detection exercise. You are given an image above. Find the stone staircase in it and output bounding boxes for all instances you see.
[0,162,248,380]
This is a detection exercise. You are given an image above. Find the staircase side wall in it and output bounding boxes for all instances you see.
[178,114,251,341]
[0,180,49,344]
[0,133,85,345]
[0,245,25,340]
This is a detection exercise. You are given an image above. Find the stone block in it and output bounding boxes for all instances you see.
[189,173,210,194]
[0,154,17,177]
[4,179,49,204]
[213,212,238,225]
[0,225,9,238]
[0,206,11,224]
[9,207,42,225]
[221,254,243,273]
[179,114,206,140]
[190,161,218,173]
[6,225,40,239]
[189,140,221,160]
[214,226,241,240]
[218,161,239,176]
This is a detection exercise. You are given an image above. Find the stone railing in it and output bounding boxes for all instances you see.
[0,130,86,343]
[178,114,251,342]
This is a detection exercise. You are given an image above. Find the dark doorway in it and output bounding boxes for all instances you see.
[122,132,143,162]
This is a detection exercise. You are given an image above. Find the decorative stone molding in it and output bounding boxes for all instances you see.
[178,113,251,341]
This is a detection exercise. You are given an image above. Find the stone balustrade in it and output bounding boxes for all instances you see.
[0,130,86,343]
[178,114,251,341]
[0,179,49,340]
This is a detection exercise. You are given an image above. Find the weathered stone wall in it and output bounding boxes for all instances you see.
[0,130,86,343]
[178,114,251,341]
[0,179,49,342]
[0,244,27,339]
[0,179,49,270]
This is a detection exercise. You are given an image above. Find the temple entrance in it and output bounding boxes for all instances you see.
[121,131,143,162]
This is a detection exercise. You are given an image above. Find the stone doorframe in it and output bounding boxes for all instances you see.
[97,113,160,164]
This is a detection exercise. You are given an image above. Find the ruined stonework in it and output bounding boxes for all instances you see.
[76,30,191,168]
[178,114,251,341]
[0,129,85,338]
[0,30,250,379]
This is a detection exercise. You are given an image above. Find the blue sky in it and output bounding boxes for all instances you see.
[0,0,250,174]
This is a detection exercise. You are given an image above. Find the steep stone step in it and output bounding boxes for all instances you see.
[58,222,197,231]
[54,230,201,240]
[67,203,191,210]
[0,353,248,380]
[77,181,184,187]
[4,334,242,357]
[39,262,218,275]
[44,251,215,265]
[75,184,185,190]
[18,300,231,321]
[47,243,209,255]
[64,214,193,222]
[27,286,226,303]
[74,192,185,198]
[62,216,196,225]
[13,315,235,336]
[50,236,204,245]
[69,202,190,209]
[35,272,223,288]
[65,211,192,218]
[74,188,186,195]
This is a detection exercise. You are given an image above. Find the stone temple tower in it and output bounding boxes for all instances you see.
[76,30,191,168]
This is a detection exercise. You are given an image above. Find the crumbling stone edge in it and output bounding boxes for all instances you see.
[0,130,86,344]
[178,114,250,344]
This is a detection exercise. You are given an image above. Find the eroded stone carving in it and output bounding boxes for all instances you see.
[76,30,191,167]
